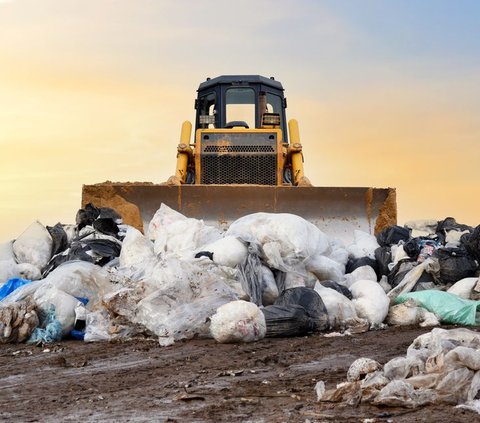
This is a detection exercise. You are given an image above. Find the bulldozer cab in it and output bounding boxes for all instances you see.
[195,75,288,140]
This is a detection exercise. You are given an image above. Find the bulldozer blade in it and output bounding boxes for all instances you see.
[82,183,396,244]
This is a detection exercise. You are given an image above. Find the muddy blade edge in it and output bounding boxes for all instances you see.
[81,183,396,244]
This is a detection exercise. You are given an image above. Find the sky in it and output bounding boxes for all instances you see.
[1,0,479,241]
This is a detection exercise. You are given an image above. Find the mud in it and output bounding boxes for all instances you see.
[1,326,478,422]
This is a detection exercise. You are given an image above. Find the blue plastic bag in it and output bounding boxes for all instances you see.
[27,305,63,344]
[0,277,32,300]
[396,290,480,325]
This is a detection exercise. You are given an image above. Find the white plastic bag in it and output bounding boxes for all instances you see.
[109,256,239,345]
[447,277,479,300]
[42,261,113,307]
[0,241,14,261]
[33,286,80,334]
[0,259,41,284]
[148,204,221,255]
[227,212,331,271]
[347,230,380,260]
[210,300,266,343]
[196,236,248,268]
[119,226,157,268]
[314,282,358,329]
[350,280,389,326]
[342,265,377,288]
[13,221,53,269]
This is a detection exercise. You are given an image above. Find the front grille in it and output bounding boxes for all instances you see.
[200,132,278,185]
[204,145,275,153]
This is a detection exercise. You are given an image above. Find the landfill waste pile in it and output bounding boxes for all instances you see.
[0,204,479,347]
[315,327,480,414]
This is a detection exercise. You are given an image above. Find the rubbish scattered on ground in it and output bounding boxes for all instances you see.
[317,328,480,411]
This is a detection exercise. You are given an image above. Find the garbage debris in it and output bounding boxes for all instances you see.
[27,304,63,344]
[396,290,480,326]
[0,296,38,343]
[262,287,329,337]
[317,327,480,410]
[210,300,266,343]
[1,204,479,348]
[350,280,389,327]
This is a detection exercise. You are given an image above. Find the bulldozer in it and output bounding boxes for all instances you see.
[82,75,396,242]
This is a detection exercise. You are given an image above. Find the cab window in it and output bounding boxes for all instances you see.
[225,88,255,128]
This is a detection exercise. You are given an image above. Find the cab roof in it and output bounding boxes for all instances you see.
[198,75,284,91]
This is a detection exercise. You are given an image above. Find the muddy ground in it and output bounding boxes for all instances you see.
[0,326,478,422]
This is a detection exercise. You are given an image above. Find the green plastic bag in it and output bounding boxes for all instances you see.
[395,290,480,326]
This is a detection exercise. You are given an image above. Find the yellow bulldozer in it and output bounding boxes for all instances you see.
[82,75,396,242]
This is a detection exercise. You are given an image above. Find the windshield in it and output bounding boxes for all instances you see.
[225,88,255,127]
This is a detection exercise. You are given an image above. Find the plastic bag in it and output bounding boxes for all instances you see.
[0,277,32,300]
[387,299,439,327]
[374,247,392,277]
[119,226,156,268]
[149,204,221,255]
[372,380,436,407]
[463,225,480,262]
[433,247,478,285]
[314,283,358,329]
[342,265,377,288]
[396,291,480,325]
[404,219,438,238]
[262,304,320,337]
[0,259,41,285]
[319,280,352,299]
[387,258,439,302]
[0,296,39,343]
[147,203,187,241]
[0,241,14,261]
[46,223,69,256]
[376,225,411,248]
[350,280,389,326]
[346,256,379,279]
[12,221,53,269]
[196,236,248,268]
[237,245,279,306]
[41,261,113,307]
[84,310,149,342]
[113,258,239,345]
[226,212,332,277]
[266,287,329,335]
[447,277,480,300]
[347,230,380,260]
[33,286,80,334]
[209,300,266,343]
[27,305,63,344]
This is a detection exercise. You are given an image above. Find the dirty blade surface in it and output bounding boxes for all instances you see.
[82,184,396,243]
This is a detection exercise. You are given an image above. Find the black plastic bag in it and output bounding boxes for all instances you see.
[320,280,353,299]
[433,247,479,285]
[262,305,316,337]
[375,247,392,277]
[76,203,101,230]
[273,287,328,331]
[376,225,411,247]
[46,223,69,256]
[436,217,473,244]
[93,218,120,237]
[462,225,480,262]
[387,260,416,288]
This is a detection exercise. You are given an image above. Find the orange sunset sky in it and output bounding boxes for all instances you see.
[1,0,479,241]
